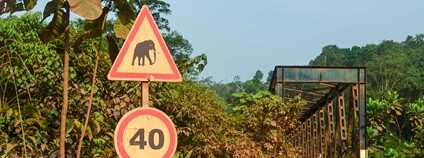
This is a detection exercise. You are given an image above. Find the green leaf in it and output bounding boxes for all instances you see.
[41,0,57,22]
[86,126,93,140]
[73,119,82,130]
[84,7,108,31]
[6,109,13,117]
[107,34,119,63]
[113,12,134,39]
[84,7,108,38]
[71,33,84,54]
[67,0,101,20]
[90,119,101,134]
[66,119,74,134]
[93,138,106,146]
[112,0,135,19]
[24,0,37,11]
[185,150,193,158]
[112,0,135,39]
[39,9,67,43]
[93,111,104,122]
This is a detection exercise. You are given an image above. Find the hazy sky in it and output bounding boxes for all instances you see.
[166,1,424,82]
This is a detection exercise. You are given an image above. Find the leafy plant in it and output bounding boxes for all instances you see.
[367,98,388,131]
[368,91,424,157]
[231,91,305,157]
[173,150,192,158]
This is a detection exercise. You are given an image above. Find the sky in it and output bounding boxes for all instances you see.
[165,0,424,82]
[8,1,424,82]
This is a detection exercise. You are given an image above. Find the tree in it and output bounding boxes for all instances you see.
[365,41,410,98]
[200,71,268,104]
[309,35,424,100]
[151,81,264,157]
[367,91,424,157]
[231,91,305,157]
[309,45,349,66]
[1,12,61,157]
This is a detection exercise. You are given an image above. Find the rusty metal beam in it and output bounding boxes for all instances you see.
[306,87,332,93]
[319,109,326,158]
[298,126,302,149]
[351,84,360,157]
[284,97,317,105]
[319,83,337,87]
[284,87,326,97]
[328,101,336,158]
[338,93,347,156]
[313,113,318,157]
[338,93,347,141]
[352,84,359,118]
[307,118,312,157]
[303,122,307,157]
[300,83,350,122]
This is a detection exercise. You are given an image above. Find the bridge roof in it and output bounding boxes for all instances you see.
[268,66,366,121]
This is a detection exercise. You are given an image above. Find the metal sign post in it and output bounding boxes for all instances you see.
[142,81,149,107]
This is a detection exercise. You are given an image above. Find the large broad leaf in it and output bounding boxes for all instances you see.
[112,0,135,18]
[84,7,108,38]
[106,34,119,63]
[39,9,67,43]
[67,0,101,20]
[112,0,135,39]
[113,13,134,39]
[72,7,109,53]
[24,0,36,10]
[41,0,60,22]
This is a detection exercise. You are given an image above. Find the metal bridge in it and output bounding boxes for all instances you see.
[269,66,367,158]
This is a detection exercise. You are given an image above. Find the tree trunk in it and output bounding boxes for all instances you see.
[76,36,103,158]
[60,4,70,158]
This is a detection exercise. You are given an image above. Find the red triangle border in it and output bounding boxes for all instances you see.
[108,6,181,82]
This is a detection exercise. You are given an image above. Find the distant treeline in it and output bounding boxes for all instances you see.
[309,34,424,101]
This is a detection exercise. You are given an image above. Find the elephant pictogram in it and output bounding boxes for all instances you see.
[132,40,156,66]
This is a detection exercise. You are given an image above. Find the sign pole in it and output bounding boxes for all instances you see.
[141,81,149,107]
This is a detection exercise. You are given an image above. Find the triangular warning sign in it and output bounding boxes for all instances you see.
[108,5,182,82]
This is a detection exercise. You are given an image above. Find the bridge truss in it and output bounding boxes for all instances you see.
[269,66,367,158]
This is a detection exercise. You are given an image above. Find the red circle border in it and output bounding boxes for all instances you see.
[115,108,177,158]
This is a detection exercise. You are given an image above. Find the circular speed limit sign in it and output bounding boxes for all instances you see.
[114,107,177,158]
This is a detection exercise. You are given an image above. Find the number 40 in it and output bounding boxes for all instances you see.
[129,129,164,150]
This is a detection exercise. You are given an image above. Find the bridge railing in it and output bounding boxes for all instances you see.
[269,66,367,158]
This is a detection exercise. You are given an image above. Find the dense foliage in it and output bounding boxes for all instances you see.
[200,70,269,104]
[309,37,424,100]
[231,91,305,157]
[367,91,424,157]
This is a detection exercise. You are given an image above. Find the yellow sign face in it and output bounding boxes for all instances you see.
[114,107,177,158]
[108,5,182,82]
